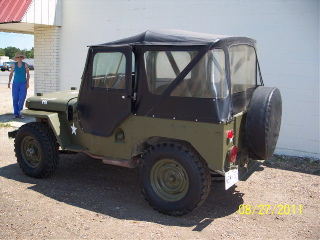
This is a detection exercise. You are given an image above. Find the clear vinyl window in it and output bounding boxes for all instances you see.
[144,51,197,95]
[171,49,228,98]
[229,45,256,93]
[92,52,126,89]
[144,49,228,98]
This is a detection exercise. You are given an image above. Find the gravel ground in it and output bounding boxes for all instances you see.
[0,72,319,239]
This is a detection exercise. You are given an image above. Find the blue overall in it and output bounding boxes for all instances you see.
[12,62,27,117]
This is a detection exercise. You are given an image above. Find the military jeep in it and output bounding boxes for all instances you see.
[11,30,282,216]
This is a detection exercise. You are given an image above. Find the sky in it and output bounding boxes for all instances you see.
[0,32,34,50]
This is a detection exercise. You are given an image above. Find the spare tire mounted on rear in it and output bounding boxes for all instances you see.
[246,87,282,160]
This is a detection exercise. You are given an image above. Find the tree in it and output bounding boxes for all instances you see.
[0,47,34,58]
[4,46,20,59]
[0,48,5,56]
[26,47,34,58]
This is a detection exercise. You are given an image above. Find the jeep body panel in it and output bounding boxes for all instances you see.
[21,109,75,150]
[19,106,249,173]
[22,103,237,172]
[25,90,78,112]
[67,114,235,170]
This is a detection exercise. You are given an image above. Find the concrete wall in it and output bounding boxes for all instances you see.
[58,0,319,158]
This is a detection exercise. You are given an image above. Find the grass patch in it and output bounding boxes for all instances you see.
[264,154,320,175]
[0,122,11,127]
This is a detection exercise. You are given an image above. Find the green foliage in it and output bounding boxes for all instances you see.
[0,48,5,56]
[0,46,34,58]
[0,123,11,127]
[4,46,20,58]
[26,47,34,58]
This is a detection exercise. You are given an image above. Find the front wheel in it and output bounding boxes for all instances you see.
[14,122,59,178]
[139,142,211,216]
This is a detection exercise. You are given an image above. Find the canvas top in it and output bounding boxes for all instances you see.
[94,29,254,46]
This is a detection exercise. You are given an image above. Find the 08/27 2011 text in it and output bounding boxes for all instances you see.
[238,204,303,215]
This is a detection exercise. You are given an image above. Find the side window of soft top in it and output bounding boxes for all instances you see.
[92,52,126,89]
[229,45,257,94]
[144,51,196,95]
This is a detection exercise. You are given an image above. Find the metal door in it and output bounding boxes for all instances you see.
[78,46,133,137]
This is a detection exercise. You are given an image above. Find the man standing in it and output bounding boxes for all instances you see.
[8,52,30,118]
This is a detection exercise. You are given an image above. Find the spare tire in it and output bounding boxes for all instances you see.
[246,87,282,160]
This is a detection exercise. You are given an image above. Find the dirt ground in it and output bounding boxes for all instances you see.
[0,72,319,239]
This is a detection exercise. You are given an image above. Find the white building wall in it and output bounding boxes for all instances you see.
[34,25,60,93]
[0,56,10,65]
[59,0,320,158]
[22,0,62,26]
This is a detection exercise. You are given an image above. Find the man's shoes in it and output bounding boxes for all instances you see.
[20,115,24,119]
[13,115,19,119]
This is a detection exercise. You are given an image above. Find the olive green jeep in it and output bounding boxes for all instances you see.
[10,30,282,216]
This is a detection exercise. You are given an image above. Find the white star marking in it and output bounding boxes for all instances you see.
[71,123,77,135]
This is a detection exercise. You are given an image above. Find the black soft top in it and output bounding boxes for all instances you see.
[79,30,259,136]
[93,29,255,47]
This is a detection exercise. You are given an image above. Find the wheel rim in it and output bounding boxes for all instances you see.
[21,136,42,168]
[150,159,189,202]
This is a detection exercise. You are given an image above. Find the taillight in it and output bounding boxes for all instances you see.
[229,146,238,163]
[227,130,234,139]
[227,130,234,144]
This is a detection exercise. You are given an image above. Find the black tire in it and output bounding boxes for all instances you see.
[246,87,282,160]
[139,142,211,216]
[14,122,59,178]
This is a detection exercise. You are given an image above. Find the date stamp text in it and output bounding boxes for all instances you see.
[238,204,303,215]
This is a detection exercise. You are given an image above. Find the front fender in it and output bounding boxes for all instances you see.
[21,109,71,149]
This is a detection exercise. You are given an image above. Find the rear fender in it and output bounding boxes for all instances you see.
[20,109,71,149]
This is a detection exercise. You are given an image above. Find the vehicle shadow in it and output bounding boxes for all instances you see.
[0,113,34,124]
[0,113,16,123]
[0,153,244,230]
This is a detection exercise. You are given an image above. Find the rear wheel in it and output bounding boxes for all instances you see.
[139,142,211,216]
[15,122,59,178]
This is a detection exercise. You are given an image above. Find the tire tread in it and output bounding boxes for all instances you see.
[14,122,59,178]
[139,142,211,216]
